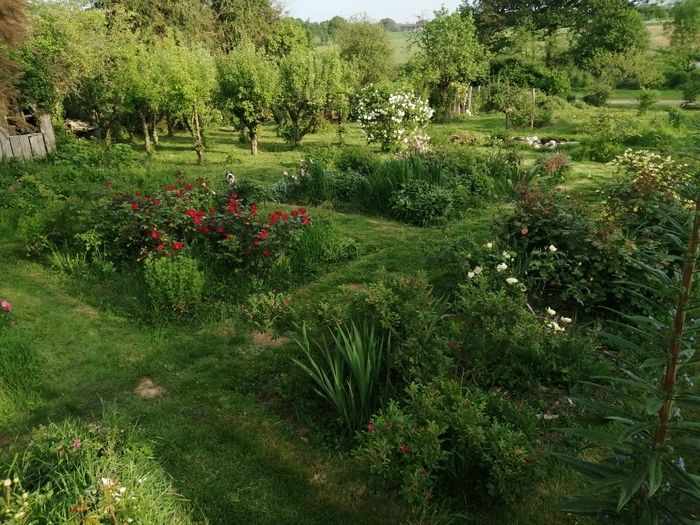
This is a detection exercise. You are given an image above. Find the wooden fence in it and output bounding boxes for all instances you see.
[0,114,56,162]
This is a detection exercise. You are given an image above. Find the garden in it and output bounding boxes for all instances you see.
[1,1,700,524]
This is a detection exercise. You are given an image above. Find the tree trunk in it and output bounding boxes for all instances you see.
[190,108,204,164]
[249,127,258,155]
[151,115,159,146]
[166,113,176,137]
[140,111,152,155]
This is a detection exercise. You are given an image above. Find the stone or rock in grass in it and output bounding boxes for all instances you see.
[252,332,289,348]
[134,378,167,400]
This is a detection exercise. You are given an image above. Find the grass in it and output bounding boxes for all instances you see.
[0,100,691,523]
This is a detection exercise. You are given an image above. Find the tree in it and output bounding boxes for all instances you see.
[337,22,394,85]
[210,0,281,51]
[276,48,344,147]
[0,0,27,121]
[667,0,700,73]
[379,18,399,32]
[155,40,216,163]
[572,0,648,67]
[265,18,311,59]
[217,42,278,155]
[411,8,488,121]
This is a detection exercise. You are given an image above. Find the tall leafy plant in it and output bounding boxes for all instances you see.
[556,190,700,523]
[292,322,390,434]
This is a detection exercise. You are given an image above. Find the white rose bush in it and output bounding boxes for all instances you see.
[355,85,435,153]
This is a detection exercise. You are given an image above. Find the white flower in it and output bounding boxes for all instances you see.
[547,321,565,332]
[561,317,572,324]
[506,277,519,285]
[548,245,558,253]
[474,266,483,275]
[100,477,115,488]
[546,307,556,316]
[502,251,512,260]
[496,263,508,272]
[2,479,11,487]
[485,242,493,249]
[467,271,475,279]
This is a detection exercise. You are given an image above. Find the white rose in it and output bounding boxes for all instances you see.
[467,271,475,278]
[546,307,556,316]
[561,317,572,324]
[496,263,508,272]
[548,245,558,253]
[506,277,519,285]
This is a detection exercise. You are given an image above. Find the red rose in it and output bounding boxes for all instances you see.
[153,199,161,205]
[300,207,307,215]
[151,230,160,239]
[184,183,193,191]
[166,185,177,191]
[302,216,311,225]
[156,243,165,251]
[172,241,183,251]
[366,423,375,432]
[250,204,258,216]
[216,227,225,234]
[291,209,299,217]
[202,226,211,234]
[130,202,139,210]
[262,248,270,257]
[400,443,410,454]
[258,230,269,240]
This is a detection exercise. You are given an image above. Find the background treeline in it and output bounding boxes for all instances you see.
[1,0,699,160]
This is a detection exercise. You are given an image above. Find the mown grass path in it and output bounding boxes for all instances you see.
[0,220,407,523]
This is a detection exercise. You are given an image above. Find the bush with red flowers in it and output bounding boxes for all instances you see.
[96,180,312,277]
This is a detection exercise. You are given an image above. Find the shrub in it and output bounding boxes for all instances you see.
[288,216,359,277]
[356,85,434,152]
[144,254,205,314]
[327,171,364,202]
[292,321,391,433]
[2,413,193,524]
[533,152,572,184]
[390,179,454,226]
[667,106,686,128]
[336,145,381,175]
[355,379,535,509]
[582,85,611,107]
[637,87,660,114]
[244,291,293,335]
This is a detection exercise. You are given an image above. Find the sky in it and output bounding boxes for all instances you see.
[284,0,463,23]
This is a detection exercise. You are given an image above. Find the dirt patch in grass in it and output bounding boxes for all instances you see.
[251,332,289,348]
[134,378,167,400]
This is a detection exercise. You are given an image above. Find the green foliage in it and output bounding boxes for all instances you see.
[489,57,571,96]
[355,378,535,509]
[244,291,293,334]
[144,254,205,313]
[276,48,346,147]
[667,107,687,129]
[583,85,611,107]
[638,88,660,114]
[390,179,455,226]
[667,0,700,72]
[335,145,381,176]
[288,216,359,278]
[557,199,700,523]
[337,21,394,85]
[681,70,700,107]
[411,7,488,120]
[572,0,648,67]
[265,18,311,59]
[216,42,278,155]
[292,321,391,434]
[2,413,193,524]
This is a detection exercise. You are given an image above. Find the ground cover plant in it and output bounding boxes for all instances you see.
[2,0,700,523]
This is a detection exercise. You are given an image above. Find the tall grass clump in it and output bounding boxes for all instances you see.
[292,322,391,434]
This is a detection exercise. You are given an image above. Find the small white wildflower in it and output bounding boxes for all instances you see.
[546,307,556,316]
[502,251,511,260]
[547,321,565,332]
[506,277,519,285]
[496,263,508,272]
[467,271,475,279]
[474,266,483,275]
[561,317,572,324]
[2,479,11,487]
[548,244,558,253]
[485,242,493,249]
